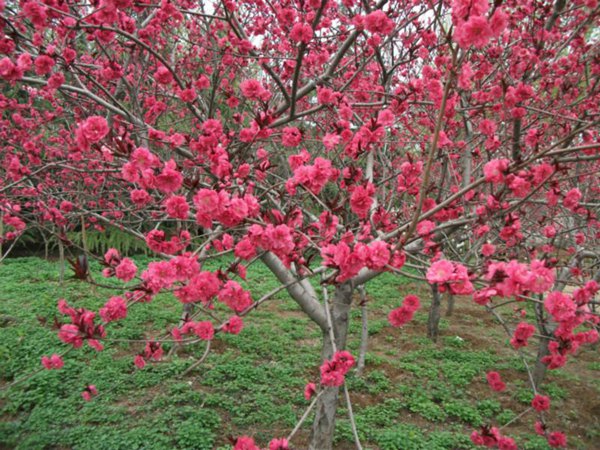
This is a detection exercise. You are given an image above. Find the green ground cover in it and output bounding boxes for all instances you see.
[0,257,598,449]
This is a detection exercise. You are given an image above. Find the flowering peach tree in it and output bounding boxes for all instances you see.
[1,0,599,448]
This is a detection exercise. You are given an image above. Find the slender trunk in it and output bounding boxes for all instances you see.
[58,236,65,285]
[42,231,49,260]
[309,283,353,450]
[356,285,368,377]
[427,284,442,342]
[533,300,555,388]
[81,216,89,255]
[446,293,455,317]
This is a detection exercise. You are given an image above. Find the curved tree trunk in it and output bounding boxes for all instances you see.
[309,283,353,450]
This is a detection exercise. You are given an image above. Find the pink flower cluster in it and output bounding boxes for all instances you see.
[218,280,253,313]
[320,351,355,387]
[388,295,421,328]
[57,299,105,351]
[451,0,507,49]
[426,259,473,294]
[81,385,98,402]
[363,10,394,35]
[239,79,270,102]
[223,315,244,335]
[350,183,375,219]
[134,341,163,369]
[290,22,313,43]
[510,322,535,349]
[75,116,109,151]
[174,270,221,304]
[482,260,555,300]
[102,248,137,282]
[99,296,128,323]
[172,320,214,341]
[483,158,510,184]
[286,155,338,195]
[321,240,391,281]
[232,436,289,450]
[145,229,190,255]
[193,188,259,229]
[470,426,516,450]
[535,422,567,448]
[486,371,506,392]
[531,394,550,412]
[235,223,297,266]
[539,289,599,369]
[41,354,64,370]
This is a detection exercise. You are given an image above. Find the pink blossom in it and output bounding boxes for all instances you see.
[235,238,257,260]
[545,292,576,322]
[99,296,128,323]
[134,355,146,369]
[192,321,214,340]
[193,188,222,228]
[366,241,390,270]
[155,160,183,193]
[269,438,289,450]
[34,55,54,75]
[282,127,302,147]
[81,385,98,402]
[234,436,259,450]
[510,322,535,349]
[223,316,244,334]
[547,432,567,448]
[58,324,83,348]
[563,188,581,211]
[426,260,455,284]
[481,243,496,257]
[484,159,510,183]
[454,16,493,49]
[218,280,253,312]
[319,351,355,387]
[490,8,508,37]
[77,116,109,149]
[0,57,23,81]
[154,66,173,84]
[416,220,435,236]
[364,10,394,34]
[531,394,550,412]
[175,271,221,304]
[240,79,266,100]
[115,258,137,282]
[304,382,317,400]
[350,183,374,219]
[164,195,189,219]
[486,371,506,392]
[290,22,313,43]
[41,354,64,370]
[451,0,489,22]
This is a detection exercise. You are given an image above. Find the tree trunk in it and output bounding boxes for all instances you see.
[58,236,65,285]
[356,285,368,377]
[309,283,353,450]
[445,292,455,317]
[533,335,551,388]
[427,284,442,342]
[532,301,553,388]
